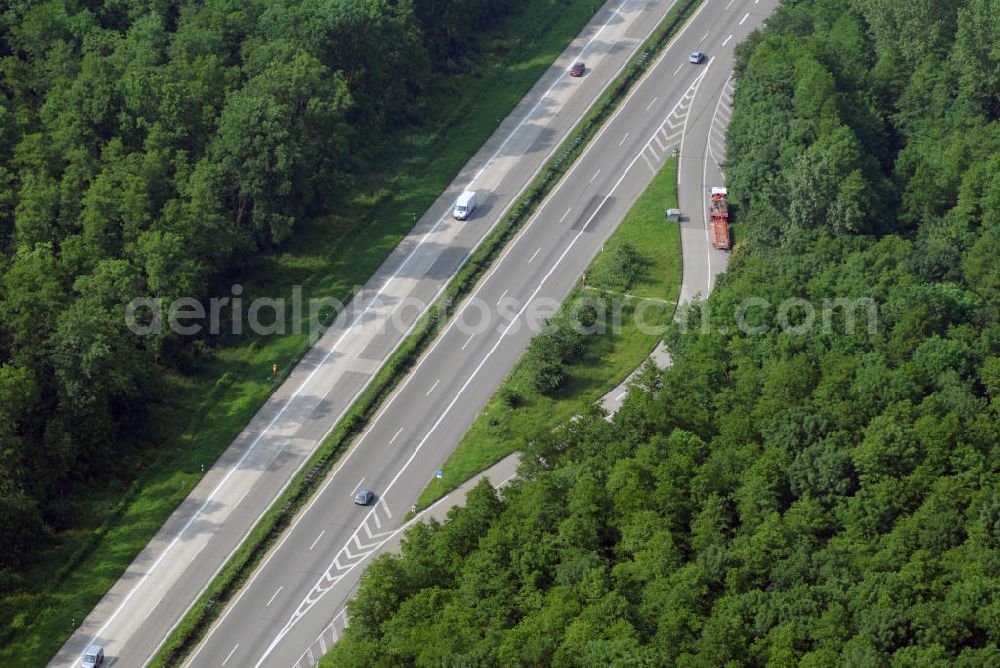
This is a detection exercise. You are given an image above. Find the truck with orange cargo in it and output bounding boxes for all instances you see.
[709,187,731,250]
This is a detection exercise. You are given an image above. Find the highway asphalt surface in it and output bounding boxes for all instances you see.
[52,2,676,667]
[601,8,739,416]
[186,1,777,666]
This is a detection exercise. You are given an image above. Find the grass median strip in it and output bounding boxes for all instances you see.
[150,0,702,663]
[417,157,681,509]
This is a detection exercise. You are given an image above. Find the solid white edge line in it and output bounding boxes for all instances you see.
[145,0,666,662]
[286,8,724,664]
[186,0,708,664]
[262,66,713,666]
[258,2,716,662]
[701,72,734,294]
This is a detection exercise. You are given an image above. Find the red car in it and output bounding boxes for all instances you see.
[570,62,586,77]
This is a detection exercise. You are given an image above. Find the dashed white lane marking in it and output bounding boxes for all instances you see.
[187,541,205,563]
[673,63,684,76]
[426,378,440,396]
[309,531,325,551]
[141,599,159,623]
[496,289,508,306]
[700,31,709,42]
[740,12,749,25]
[350,478,364,495]
[528,248,542,263]
[590,168,601,183]
[266,587,283,607]
[725,0,734,9]
[646,96,658,111]
[559,207,572,222]
[233,488,250,509]
[389,427,403,445]
[619,132,630,146]
[461,334,474,350]
[722,33,733,46]
[222,644,239,666]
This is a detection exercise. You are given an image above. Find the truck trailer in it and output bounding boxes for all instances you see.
[709,187,731,250]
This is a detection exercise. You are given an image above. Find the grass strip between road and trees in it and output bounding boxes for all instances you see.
[417,157,681,509]
[149,2,702,665]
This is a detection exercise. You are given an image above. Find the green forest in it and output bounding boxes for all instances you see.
[0,0,534,582]
[326,0,1000,665]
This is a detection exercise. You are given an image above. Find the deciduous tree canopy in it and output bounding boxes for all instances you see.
[326,0,1000,664]
[0,0,519,572]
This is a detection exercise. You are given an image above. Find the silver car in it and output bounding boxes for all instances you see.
[689,51,705,64]
[354,488,374,505]
[82,645,104,668]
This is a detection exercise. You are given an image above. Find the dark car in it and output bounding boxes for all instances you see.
[570,62,586,77]
[689,51,705,64]
[354,488,374,505]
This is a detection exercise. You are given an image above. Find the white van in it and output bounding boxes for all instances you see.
[453,190,477,220]
[82,644,104,668]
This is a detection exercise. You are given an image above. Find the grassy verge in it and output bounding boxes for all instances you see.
[417,157,681,508]
[0,2,602,665]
